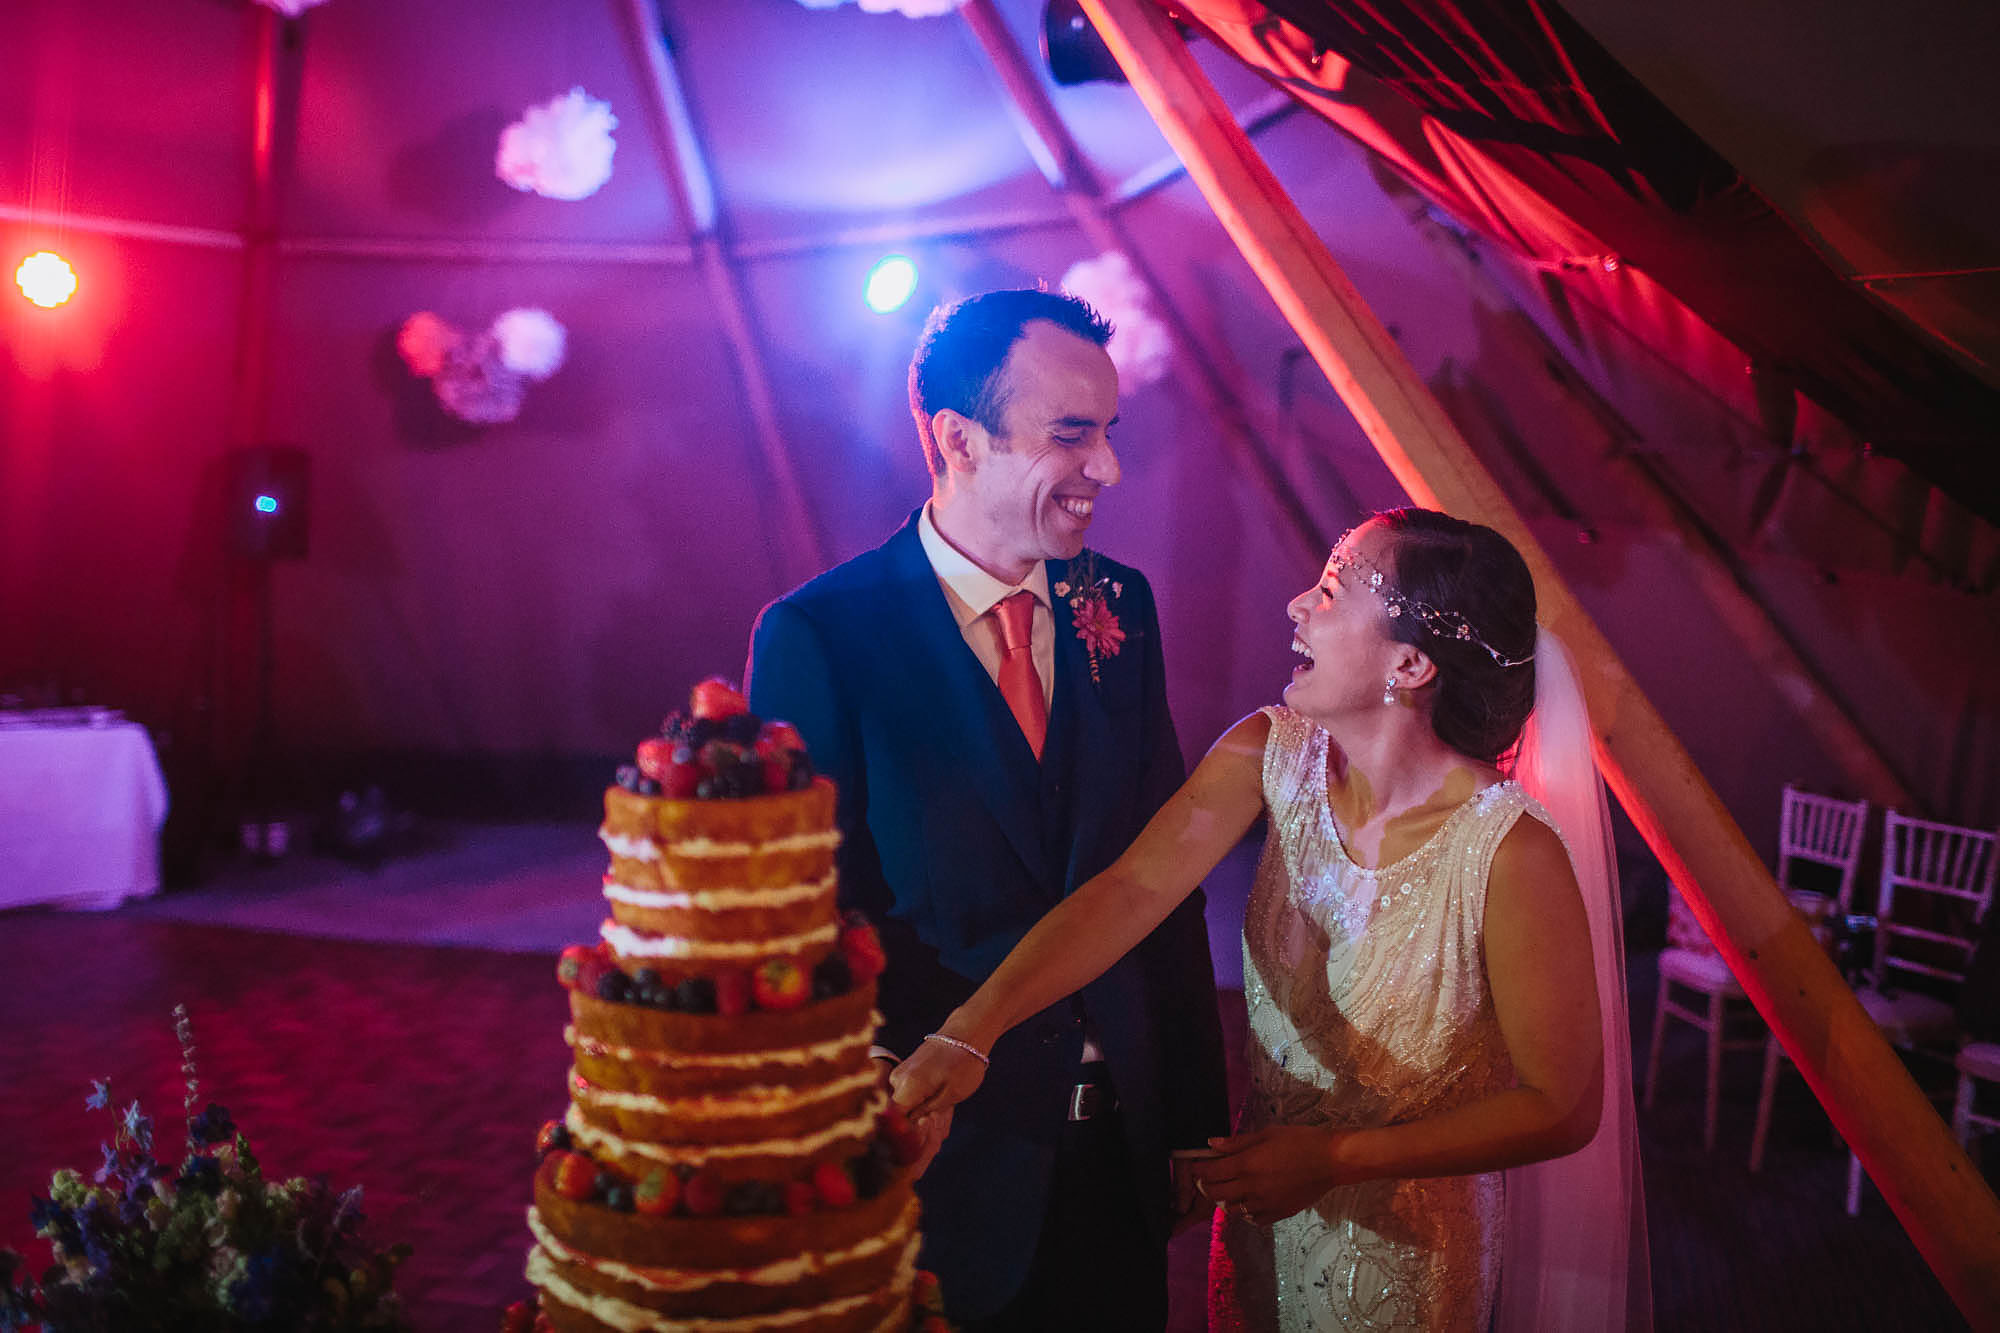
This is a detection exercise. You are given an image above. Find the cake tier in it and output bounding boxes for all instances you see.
[566,988,885,1183]
[601,779,840,896]
[528,1175,917,1331]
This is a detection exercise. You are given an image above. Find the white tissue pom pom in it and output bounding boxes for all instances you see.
[496,88,618,202]
[396,311,460,378]
[254,0,331,15]
[490,308,567,380]
[1060,252,1173,389]
[433,335,527,425]
[795,0,964,14]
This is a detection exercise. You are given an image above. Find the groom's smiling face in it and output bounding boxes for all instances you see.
[960,320,1121,578]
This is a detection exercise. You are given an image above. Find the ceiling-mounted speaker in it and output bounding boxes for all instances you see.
[1042,0,1126,86]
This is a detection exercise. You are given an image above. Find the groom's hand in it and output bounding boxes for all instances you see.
[1168,1152,1215,1236]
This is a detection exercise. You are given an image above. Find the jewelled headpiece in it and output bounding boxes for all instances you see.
[1326,531,1535,669]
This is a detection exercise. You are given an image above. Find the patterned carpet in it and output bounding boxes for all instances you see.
[0,835,1981,1331]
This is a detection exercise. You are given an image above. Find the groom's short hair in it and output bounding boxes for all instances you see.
[908,288,1113,477]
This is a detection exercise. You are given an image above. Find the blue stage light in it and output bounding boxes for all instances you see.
[254,494,280,515]
[865,255,919,314]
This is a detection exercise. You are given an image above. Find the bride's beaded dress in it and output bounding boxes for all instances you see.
[1212,706,1562,1332]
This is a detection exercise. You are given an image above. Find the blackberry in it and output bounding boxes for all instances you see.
[547,1124,572,1152]
[689,717,721,747]
[614,764,641,791]
[851,1153,890,1199]
[725,1181,783,1216]
[596,970,633,1004]
[675,976,717,1014]
[723,712,762,744]
[812,953,852,999]
[660,711,695,743]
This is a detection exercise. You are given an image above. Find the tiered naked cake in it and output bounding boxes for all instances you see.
[517,680,941,1333]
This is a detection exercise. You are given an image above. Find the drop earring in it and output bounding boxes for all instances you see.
[1382,676,1398,706]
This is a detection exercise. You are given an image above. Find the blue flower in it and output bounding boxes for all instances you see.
[228,1249,280,1322]
[27,1197,60,1235]
[84,1079,110,1111]
[188,1103,236,1148]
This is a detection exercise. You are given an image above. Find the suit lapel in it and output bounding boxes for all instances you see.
[882,519,1050,892]
[1049,559,1119,896]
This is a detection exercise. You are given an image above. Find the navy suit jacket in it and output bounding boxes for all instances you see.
[746,511,1229,1316]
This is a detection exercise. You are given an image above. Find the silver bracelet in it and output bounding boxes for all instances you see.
[922,1032,990,1066]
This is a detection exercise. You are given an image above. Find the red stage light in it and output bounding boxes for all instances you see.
[15,251,77,308]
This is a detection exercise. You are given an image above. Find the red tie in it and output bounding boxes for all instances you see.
[992,591,1046,760]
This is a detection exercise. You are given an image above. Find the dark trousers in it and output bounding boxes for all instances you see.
[959,1108,1167,1333]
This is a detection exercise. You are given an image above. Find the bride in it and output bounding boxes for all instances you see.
[893,509,1649,1331]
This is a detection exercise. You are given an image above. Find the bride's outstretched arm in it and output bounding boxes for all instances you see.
[1197,814,1605,1225]
[890,712,1271,1120]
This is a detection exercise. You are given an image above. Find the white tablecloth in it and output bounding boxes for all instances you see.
[0,720,168,911]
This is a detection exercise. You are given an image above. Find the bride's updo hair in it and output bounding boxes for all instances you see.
[1375,509,1538,765]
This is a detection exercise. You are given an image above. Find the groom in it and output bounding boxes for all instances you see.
[746,289,1227,1329]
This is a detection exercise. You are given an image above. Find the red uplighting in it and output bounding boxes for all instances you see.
[15,251,78,308]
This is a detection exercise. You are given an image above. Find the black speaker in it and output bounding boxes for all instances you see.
[1042,0,1126,86]
[224,445,311,561]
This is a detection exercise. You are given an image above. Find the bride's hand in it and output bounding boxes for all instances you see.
[1193,1125,1353,1226]
[888,1035,988,1124]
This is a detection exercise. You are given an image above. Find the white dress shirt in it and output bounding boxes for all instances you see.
[916,503,1054,715]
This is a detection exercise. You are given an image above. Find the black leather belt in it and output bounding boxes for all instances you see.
[1068,1061,1117,1122]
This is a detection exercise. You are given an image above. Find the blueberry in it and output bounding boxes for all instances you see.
[615,764,641,791]
[635,777,661,797]
[603,1183,634,1212]
[675,976,716,1014]
[723,713,761,744]
[812,954,852,999]
[597,970,633,1004]
[695,779,717,800]
[725,1181,782,1215]
[548,1124,572,1152]
[633,967,660,990]
[671,744,695,766]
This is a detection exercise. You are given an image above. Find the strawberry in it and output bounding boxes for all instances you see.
[551,1151,596,1201]
[682,1168,726,1216]
[714,968,754,1017]
[633,1169,679,1217]
[533,1313,555,1333]
[879,1104,926,1167]
[782,1178,817,1217]
[500,1299,535,1333]
[811,1159,856,1209]
[838,921,888,985]
[661,754,702,799]
[753,958,809,1011]
[556,945,594,990]
[574,952,612,999]
[689,677,748,721]
[917,1317,951,1333]
[635,737,675,781]
[755,721,804,757]
[761,757,792,794]
[913,1268,944,1313]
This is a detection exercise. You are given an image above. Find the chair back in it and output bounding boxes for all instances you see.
[1872,812,2000,989]
[1777,785,1871,911]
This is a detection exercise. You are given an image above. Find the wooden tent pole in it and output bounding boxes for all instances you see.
[958,0,1322,562]
[621,0,822,583]
[1077,0,2000,1322]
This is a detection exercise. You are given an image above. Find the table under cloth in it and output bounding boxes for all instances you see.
[0,718,169,911]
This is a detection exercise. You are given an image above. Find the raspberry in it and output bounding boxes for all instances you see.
[782,1178,817,1217]
[500,1300,535,1333]
[634,1169,679,1216]
[753,958,809,1011]
[756,721,805,755]
[552,1152,596,1201]
[689,678,748,721]
[535,1120,570,1158]
[714,968,753,1017]
[682,1169,726,1216]
[838,922,888,985]
[811,1159,856,1209]
[661,756,702,800]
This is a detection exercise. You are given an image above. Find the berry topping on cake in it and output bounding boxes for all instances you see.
[682,1169,727,1217]
[535,1120,571,1158]
[501,1299,536,1333]
[690,677,749,721]
[674,975,717,1014]
[838,916,888,984]
[634,738,674,782]
[782,1178,818,1218]
[556,945,593,990]
[810,1159,857,1209]
[633,1169,679,1217]
[551,1151,596,1201]
[879,1103,927,1167]
[753,958,809,1011]
[714,967,754,1017]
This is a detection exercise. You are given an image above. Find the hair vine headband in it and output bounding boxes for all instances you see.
[1326,532,1535,669]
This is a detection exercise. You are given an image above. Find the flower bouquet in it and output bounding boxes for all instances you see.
[0,1007,412,1332]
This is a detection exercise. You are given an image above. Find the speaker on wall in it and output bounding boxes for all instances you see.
[224,445,310,561]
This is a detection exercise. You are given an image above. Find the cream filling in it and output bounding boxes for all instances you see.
[600,919,837,960]
[524,1197,918,1295]
[599,829,661,862]
[564,1093,882,1166]
[570,1065,881,1119]
[667,829,843,858]
[602,872,835,913]
[527,1242,913,1333]
[565,1018,879,1071]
